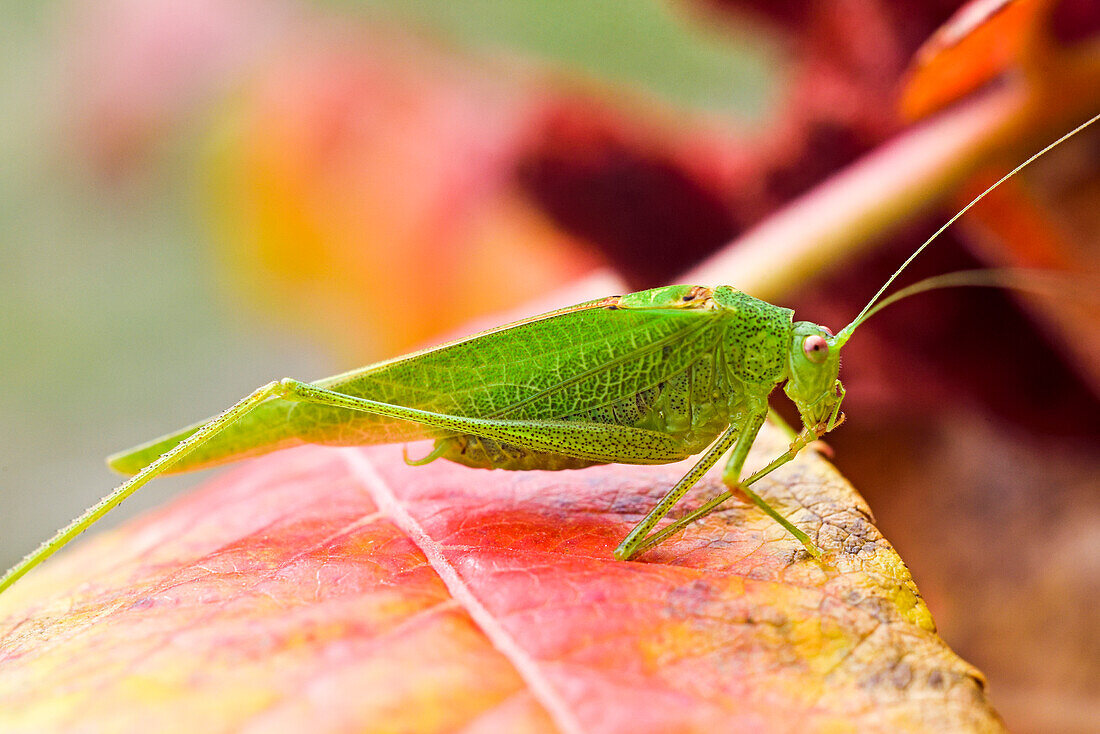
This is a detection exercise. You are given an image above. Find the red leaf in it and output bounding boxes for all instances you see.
[0,426,1002,732]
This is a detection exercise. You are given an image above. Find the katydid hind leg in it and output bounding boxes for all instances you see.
[1,374,669,594]
[276,379,687,464]
[0,381,289,594]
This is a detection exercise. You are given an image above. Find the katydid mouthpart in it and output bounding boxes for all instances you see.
[2,113,1097,595]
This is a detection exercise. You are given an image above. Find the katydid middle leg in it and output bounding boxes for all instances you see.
[612,422,743,560]
[615,399,776,560]
[626,426,823,559]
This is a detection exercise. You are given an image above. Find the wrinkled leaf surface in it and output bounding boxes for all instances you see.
[0,426,1002,733]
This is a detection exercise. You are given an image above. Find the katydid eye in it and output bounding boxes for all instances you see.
[803,335,828,363]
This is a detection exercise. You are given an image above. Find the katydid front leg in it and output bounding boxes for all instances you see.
[626,426,823,559]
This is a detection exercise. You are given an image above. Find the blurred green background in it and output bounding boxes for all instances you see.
[0,3,325,564]
[0,0,782,570]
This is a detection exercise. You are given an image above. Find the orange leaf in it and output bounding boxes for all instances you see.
[0,426,1002,732]
[900,0,1040,121]
[202,32,602,361]
[896,0,1100,395]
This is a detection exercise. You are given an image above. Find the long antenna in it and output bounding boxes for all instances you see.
[840,268,1095,335]
[836,111,1100,344]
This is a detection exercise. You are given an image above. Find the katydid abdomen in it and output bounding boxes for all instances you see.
[435,350,740,470]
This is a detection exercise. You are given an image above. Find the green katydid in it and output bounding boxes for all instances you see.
[1,114,1096,596]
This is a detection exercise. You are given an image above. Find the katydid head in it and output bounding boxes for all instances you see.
[784,321,845,435]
